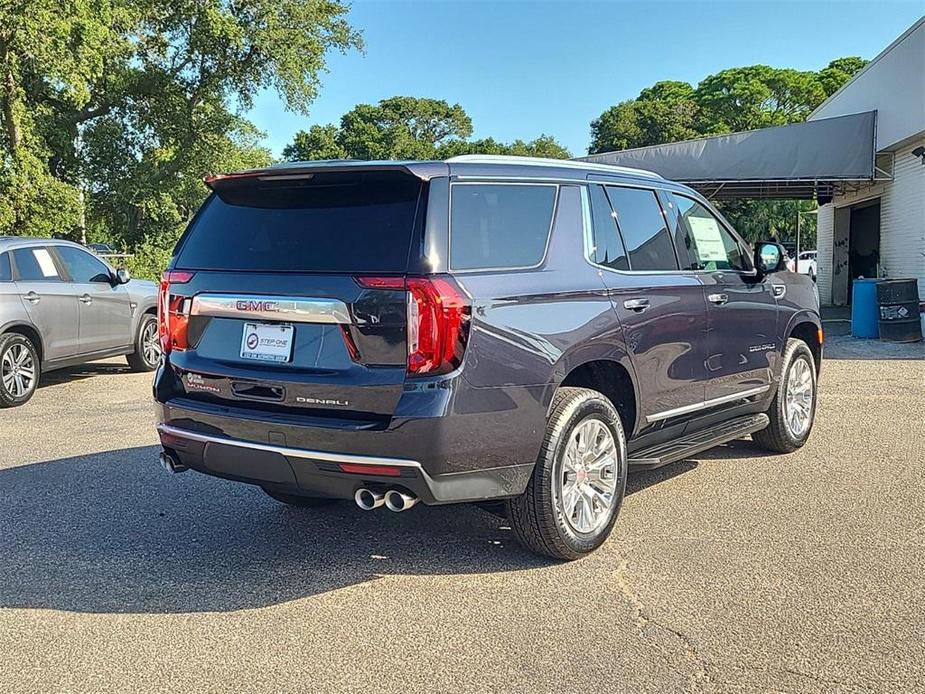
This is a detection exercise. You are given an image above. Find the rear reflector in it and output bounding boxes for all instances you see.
[338,463,403,477]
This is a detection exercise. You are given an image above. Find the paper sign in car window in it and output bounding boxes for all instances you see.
[32,248,59,278]
[688,216,727,262]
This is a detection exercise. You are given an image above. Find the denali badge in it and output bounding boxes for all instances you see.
[236,299,279,312]
[296,396,350,407]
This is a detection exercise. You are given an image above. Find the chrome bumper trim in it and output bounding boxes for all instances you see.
[156,423,422,469]
[190,294,351,324]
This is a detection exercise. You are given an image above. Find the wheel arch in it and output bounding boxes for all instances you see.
[0,321,44,363]
[786,313,823,374]
[554,356,639,437]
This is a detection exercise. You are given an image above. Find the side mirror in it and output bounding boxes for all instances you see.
[115,268,131,285]
[754,242,786,275]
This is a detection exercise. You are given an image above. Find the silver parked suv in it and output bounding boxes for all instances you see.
[0,237,160,407]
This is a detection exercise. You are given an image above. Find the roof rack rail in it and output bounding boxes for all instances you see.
[445,154,663,179]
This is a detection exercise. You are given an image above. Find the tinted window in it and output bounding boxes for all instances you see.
[605,187,678,271]
[451,184,556,270]
[56,246,113,283]
[0,253,10,282]
[588,184,628,271]
[176,172,423,273]
[672,195,748,271]
[12,247,63,281]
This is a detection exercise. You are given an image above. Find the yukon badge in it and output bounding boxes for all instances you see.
[236,299,279,312]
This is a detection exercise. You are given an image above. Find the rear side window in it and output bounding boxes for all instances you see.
[11,247,63,281]
[450,184,556,270]
[588,184,628,271]
[0,253,10,281]
[176,172,423,273]
[605,187,678,271]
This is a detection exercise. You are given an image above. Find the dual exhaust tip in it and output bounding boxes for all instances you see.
[355,487,418,513]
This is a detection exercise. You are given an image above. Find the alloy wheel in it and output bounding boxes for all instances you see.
[142,321,161,367]
[554,417,619,535]
[1,343,37,398]
[785,356,814,437]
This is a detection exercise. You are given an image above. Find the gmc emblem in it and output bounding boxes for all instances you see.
[236,299,279,312]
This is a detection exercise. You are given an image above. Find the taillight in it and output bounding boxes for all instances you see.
[158,270,194,354]
[354,274,471,376]
[406,276,470,375]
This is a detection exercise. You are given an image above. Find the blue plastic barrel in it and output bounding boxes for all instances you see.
[851,279,880,338]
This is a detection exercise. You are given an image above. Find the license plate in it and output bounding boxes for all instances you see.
[240,323,294,363]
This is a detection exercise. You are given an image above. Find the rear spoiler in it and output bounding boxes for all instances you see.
[204,161,449,190]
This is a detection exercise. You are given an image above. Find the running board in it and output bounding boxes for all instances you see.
[628,413,770,470]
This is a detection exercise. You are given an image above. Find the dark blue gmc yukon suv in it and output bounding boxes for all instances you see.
[154,156,822,560]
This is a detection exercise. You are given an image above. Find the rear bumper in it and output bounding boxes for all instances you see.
[154,397,537,505]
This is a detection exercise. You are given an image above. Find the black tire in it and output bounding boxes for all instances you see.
[753,338,818,453]
[506,387,628,561]
[0,332,41,408]
[262,487,339,508]
[126,314,159,372]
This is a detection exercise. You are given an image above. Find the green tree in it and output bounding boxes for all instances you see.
[590,81,699,153]
[818,57,867,96]
[588,59,867,155]
[587,57,867,243]
[0,0,361,246]
[285,97,570,162]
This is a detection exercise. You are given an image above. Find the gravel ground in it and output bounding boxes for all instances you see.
[0,355,923,693]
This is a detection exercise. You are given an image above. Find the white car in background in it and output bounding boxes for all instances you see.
[787,250,817,281]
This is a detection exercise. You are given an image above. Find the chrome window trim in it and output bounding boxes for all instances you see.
[645,385,771,423]
[190,294,351,324]
[157,423,423,468]
[447,181,560,274]
[579,184,760,279]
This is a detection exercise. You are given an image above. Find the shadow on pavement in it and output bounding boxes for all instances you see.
[38,361,132,389]
[0,445,697,615]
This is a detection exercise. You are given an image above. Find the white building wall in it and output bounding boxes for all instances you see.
[880,141,925,300]
[815,140,925,305]
[816,204,834,305]
[809,17,924,151]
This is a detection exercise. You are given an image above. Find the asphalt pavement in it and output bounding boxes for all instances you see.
[0,353,923,693]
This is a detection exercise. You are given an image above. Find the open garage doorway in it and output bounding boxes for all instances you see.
[832,198,881,305]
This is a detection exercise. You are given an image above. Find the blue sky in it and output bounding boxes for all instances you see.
[247,1,924,157]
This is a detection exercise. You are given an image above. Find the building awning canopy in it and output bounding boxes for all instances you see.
[577,111,878,200]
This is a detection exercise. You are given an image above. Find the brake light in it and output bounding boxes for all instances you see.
[354,275,471,376]
[406,276,470,375]
[158,271,194,354]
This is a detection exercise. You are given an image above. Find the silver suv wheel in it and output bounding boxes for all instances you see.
[554,416,619,535]
[1,342,36,398]
[141,320,161,368]
[784,356,813,438]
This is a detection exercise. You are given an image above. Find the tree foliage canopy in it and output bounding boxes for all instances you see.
[588,57,867,243]
[283,96,570,162]
[0,0,361,246]
[589,57,867,154]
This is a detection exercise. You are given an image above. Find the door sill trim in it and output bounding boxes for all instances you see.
[646,385,770,423]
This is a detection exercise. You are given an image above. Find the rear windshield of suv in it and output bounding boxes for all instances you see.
[175,172,423,273]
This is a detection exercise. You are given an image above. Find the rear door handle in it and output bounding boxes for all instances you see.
[24,291,40,304]
[623,298,650,312]
[79,294,93,305]
[707,293,729,305]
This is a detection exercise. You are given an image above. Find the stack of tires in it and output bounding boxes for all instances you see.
[876,279,922,342]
